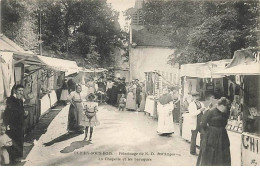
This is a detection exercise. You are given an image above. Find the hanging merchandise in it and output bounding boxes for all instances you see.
[14,66,22,84]
[1,52,15,97]
[236,75,241,85]
[0,68,4,102]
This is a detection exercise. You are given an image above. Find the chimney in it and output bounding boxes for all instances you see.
[134,0,144,9]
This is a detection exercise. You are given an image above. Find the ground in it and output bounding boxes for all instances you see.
[20,86,198,166]
[23,109,198,165]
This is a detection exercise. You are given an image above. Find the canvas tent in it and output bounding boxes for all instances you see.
[214,49,260,75]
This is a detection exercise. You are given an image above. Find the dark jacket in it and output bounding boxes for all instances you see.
[117,83,126,94]
[3,95,26,128]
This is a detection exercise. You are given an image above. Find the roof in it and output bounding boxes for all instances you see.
[0,35,83,76]
[215,62,259,75]
[37,55,80,74]
[0,35,43,66]
[0,51,44,66]
[180,59,231,78]
[0,34,33,54]
[131,26,172,47]
[214,49,260,75]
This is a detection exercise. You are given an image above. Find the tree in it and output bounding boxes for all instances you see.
[2,0,39,52]
[139,0,259,65]
[2,0,126,68]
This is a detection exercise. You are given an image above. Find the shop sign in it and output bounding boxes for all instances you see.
[242,133,260,166]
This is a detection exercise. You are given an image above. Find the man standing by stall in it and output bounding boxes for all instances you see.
[3,84,28,162]
[188,91,205,155]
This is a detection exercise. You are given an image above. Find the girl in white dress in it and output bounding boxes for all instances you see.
[81,93,99,141]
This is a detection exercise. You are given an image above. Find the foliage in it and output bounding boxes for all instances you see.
[140,0,259,65]
[2,0,39,51]
[2,0,126,68]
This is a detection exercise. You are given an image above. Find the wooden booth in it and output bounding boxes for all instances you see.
[215,49,260,166]
[180,59,231,146]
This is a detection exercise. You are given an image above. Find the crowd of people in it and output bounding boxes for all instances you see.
[57,76,148,141]
[0,75,233,166]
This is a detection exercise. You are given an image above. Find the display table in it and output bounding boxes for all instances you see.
[49,90,57,107]
[40,94,51,116]
[182,113,200,146]
[226,130,242,166]
[144,95,156,117]
[241,132,260,166]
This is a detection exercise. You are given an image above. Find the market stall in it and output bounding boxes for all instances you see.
[37,55,81,109]
[0,50,46,130]
[144,71,159,118]
[180,59,231,146]
[215,49,260,166]
[144,70,178,119]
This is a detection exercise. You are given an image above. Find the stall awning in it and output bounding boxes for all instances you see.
[0,51,45,66]
[92,68,108,72]
[37,55,80,74]
[80,68,94,73]
[180,59,231,78]
[0,34,29,53]
[214,62,260,75]
[214,49,260,76]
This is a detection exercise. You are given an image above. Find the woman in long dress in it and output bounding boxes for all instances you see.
[126,81,137,111]
[197,97,231,166]
[67,84,84,133]
[139,82,146,112]
[106,78,114,105]
[60,79,69,105]
[157,88,175,136]
[81,93,99,141]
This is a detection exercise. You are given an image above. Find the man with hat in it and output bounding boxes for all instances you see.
[188,91,205,155]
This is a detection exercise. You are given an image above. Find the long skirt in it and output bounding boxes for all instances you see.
[67,102,83,131]
[126,92,136,110]
[60,89,69,101]
[157,103,174,134]
[110,87,118,106]
[196,126,231,166]
[106,88,112,104]
[139,94,146,112]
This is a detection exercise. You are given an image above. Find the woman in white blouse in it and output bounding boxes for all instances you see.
[67,84,84,133]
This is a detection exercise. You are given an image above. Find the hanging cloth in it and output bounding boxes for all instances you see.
[0,52,15,97]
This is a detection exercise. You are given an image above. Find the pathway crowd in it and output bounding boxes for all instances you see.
[1,76,233,166]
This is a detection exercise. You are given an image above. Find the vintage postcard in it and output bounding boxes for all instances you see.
[0,0,259,166]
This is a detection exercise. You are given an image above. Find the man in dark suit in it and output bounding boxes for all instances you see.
[3,84,28,162]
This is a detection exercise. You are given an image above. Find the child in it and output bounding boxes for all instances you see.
[118,94,126,111]
[81,93,99,141]
[0,124,12,165]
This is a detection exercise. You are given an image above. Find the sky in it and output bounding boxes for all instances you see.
[107,0,135,30]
